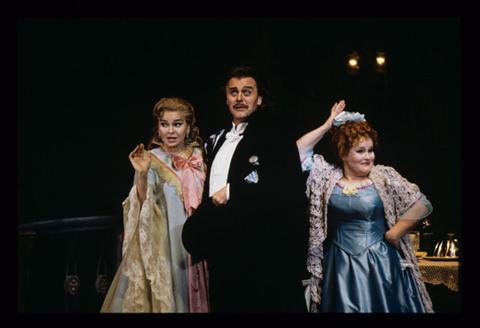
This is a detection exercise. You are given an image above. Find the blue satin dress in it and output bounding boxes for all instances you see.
[320,183,426,313]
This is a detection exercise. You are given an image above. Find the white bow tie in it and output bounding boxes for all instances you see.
[225,132,244,142]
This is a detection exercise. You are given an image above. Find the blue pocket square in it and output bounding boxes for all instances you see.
[244,170,259,184]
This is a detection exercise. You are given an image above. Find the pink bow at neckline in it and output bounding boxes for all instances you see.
[172,153,205,216]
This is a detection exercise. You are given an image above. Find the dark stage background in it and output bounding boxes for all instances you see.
[18,17,461,235]
[17,17,462,314]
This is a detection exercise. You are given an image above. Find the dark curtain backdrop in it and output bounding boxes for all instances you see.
[18,18,461,238]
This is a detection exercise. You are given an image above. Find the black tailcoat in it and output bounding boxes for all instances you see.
[182,109,309,313]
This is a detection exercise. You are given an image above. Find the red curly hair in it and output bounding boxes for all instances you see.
[330,120,379,167]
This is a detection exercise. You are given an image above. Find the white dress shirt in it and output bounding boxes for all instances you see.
[209,122,248,200]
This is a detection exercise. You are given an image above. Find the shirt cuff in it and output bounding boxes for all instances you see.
[298,147,314,172]
[226,183,230,201]
[298,146,313,160]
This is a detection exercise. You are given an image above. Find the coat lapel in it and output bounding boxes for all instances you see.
[209,130,227,164]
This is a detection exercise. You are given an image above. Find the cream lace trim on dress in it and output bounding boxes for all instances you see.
[150,151,184,202]
[122,185,173,312]
[101,185,173,312]
[149,143,197,204]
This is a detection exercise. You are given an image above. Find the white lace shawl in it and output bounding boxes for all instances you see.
[306,154,434,313]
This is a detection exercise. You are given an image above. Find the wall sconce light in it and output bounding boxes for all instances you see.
[374,51,386,74]
[346,51,360,76]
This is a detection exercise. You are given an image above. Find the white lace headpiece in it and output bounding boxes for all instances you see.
[333,111,366,127]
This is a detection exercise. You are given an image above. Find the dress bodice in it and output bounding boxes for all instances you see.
[327,182,386,256]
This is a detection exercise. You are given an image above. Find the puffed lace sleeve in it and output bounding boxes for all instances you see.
[400,193,433,221]
[372,165,433,222]
[387,167,433,221]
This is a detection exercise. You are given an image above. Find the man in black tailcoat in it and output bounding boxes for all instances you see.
[182,66,309,313]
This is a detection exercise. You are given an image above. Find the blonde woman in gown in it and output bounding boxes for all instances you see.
[101,97,209,313]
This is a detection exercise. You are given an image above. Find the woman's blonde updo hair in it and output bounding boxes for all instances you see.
[330,120,379,167]
[147,97,202,150]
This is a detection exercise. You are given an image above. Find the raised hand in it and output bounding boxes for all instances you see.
[296,100,346,149]
[324,100,346,129]
[129,143,151,175]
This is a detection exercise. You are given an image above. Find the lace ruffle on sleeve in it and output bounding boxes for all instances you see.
[120,184,173,312]
[400,193,433,221]
[371,165,433,223]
